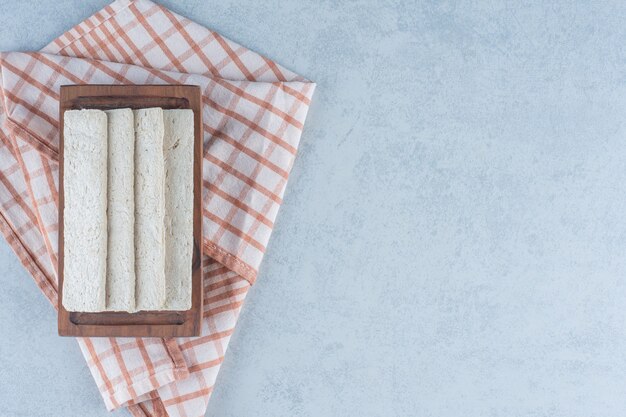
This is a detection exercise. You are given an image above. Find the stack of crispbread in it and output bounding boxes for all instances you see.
[62,108,194,312]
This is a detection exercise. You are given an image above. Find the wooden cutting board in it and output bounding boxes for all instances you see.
[58,84,203,337]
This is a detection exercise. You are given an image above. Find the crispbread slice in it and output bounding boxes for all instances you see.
[133,108,166,311]
[163,109,194,310]
[105,109,136,312]
[62,109,108,312]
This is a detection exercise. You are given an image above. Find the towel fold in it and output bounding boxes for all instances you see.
[0,1,315,415]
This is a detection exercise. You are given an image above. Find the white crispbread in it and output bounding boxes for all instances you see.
[105,109,136,312]
[62,109,108,312]
[162,109,194,310]
[133,108,166,311]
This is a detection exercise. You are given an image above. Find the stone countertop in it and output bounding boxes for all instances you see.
[1,1,626,416]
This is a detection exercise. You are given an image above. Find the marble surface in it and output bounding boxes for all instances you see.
[2,1,626,416]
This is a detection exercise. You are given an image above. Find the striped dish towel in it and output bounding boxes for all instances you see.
[0,0,315,415]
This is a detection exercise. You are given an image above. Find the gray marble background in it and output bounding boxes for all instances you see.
[1,1,626,416]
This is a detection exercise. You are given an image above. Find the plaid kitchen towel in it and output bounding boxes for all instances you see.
[0,0,315,415]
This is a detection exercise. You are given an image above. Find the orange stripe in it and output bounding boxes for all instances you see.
[2,193,27,210]
[204,96,297,155]
[1,61,59,100]
[153,397,169,417]
[76,28,106,61]
[203,210,265,252]
[108,338,138,399]
[159,7,220,77]
[199,67,249,248]
[202,244,240,278]
[211,45,248,73]
[2,160,20,176]
[134,24,186,71]
[204,285,249,304]
[40,158,58,208]
[15,220,35,236]
[234,83,311,260]
[263,56,286,80]
[87,26,119,62]
[204,181,273,228]
[83,339,117,404]
[7,121,58,160]
[92,7,107,25]
[107,14,153,68]
[101,4,115,19]
[178,328,235,350]
[83,14,96,29]
[32,238,48,255]
[204,124,289,179]
[11,141,59,270]
[0,199,57,295]
[31,53,84,84]
[26,166,45,177]
[205,265,231,279]
[166,32,218,76]
[204,153,283,204]
[67,41,84,58]
[81,62,99,83]
[129,3,187,72]
[89,340,138,363]
[214,78,303,129]
[135,338,161,389]
[212,32,255,81]
[17,59,64,149]
[98,21,135,64]
[161,380,187,417]
[73,22,86,36]
[19,61,62,224]
[188,357,224,373]
[93,21,181,84]
[0,108,55,289]
[203,299,244,317]
[208,83,284,247]
[0,170,40,226]
[3,90,58,129]
[279,83,311,105]
[162,387,213,407]
[7,56,39,114]
[144,67,180,84]
[90,59,133,83]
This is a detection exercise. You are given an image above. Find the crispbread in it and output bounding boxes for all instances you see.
[163,109,194,310]
[133,108,166,311]
[62,109,108,312]
[105,109,136,312]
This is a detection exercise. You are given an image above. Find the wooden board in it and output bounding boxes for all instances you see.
[58,84,203,337]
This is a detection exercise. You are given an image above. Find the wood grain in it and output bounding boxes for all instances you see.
[58,84,203,337]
